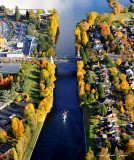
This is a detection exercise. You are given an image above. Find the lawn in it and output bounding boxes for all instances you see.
[28,64,41,106]
[83,103,97,152]
[113,12,131,21]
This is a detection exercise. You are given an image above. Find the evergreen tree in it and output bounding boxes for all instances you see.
[114,147,119,160]
[82,52,87,65]
[86,41,91,51]
[33,46,38,55]
[85,48,89,59]
[98,82,105,99]
[26,10,29,20]
[80,47,84,57]
[15,6,21,21]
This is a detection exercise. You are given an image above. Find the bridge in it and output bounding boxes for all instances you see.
[53,57,81,64]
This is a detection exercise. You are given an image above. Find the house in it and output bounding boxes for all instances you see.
[0,141,13,160]
[16,102,29,108]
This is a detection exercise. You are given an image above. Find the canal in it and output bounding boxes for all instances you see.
[1,0,130,159]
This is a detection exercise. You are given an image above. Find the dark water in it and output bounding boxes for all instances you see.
[29,0,130,160]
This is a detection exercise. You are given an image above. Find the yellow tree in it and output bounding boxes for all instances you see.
[0,129,7,143]
[119,19,124,24]
[117,32,123,38]
[116,59,122,66]
[85,150,95,160]
[99,147,110,160]
[120,80,130,94]
[24,103,37,131]
[128,111,134,122]
[126,139,134,154]
[120,106,124,114]
[82,31,88,46]
[125,94,134,110]
[110,67,118,76]
[120,73,127,81]
[12,117,24,138]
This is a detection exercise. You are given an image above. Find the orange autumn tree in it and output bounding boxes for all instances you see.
[12,117,24,138]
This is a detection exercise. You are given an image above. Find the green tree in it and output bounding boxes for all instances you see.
[33,46,38,55]
[82,52,87,65]
[98,82,105,99]
[26,10,29,20]
[98,104,107,116]
[105,139,111,151]
[86,41,91,51]
[15,6,20,21]
[80,47,84,57]
[114,146,119,160]
[85,48,89,59]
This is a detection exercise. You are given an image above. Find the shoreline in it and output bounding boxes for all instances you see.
[22,104,53,160]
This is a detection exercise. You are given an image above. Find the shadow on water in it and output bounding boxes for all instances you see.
[31,63,86,160]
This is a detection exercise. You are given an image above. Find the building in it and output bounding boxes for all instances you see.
[0,141,13,160]
[17,42,23,49]
[0,50,23,58]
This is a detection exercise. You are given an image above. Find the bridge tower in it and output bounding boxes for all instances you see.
[50,55,54,64]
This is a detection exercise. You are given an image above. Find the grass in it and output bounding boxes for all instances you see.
[22,122,43,160]
[28,64,41,106]
[113,12,131,21]
[83,104,97,152]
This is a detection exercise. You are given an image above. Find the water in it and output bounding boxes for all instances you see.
[0,0,131,160]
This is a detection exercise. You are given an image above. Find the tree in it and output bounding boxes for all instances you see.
[85,48,89,59]
[86,41,91,51]
[126,139,134,154]
[85,150,96,160]
[24,103,37,131]
[125,94,134,110]
[98,82,105,99]
[33,46,38,55]
[0,129,7,143]
[105,139,111,151]
[82,31,88,46]
[15,6,20,21]
[12,117,24,138]
[26,10,29,20]
[120,80,130,94]
[116,59,122,66]
[114,146,119,160]
[9,148,18,160]
[117,32,123,38]
[120,73,127,81]
[78,21,89,31]
[120,106,124,114]
[130,3,134,12]
[82,52,87,65]
[98,104,107,116]
[99,147,110,160]
[110,67,118,76]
